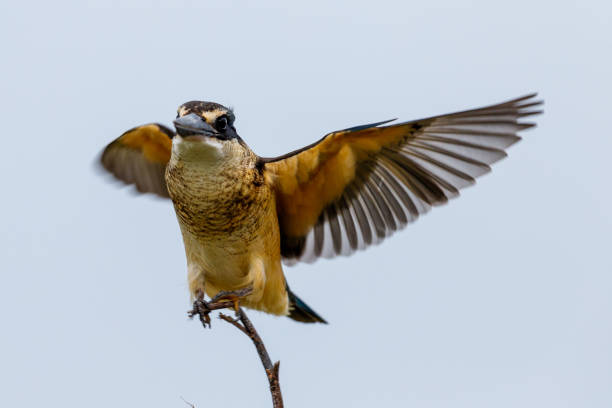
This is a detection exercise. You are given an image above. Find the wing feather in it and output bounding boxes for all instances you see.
[100,123,174,198]
[265,94,543,264]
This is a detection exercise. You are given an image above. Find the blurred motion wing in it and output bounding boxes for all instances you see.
[100,123,174,198]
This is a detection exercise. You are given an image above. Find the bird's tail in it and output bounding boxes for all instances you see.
[287,286,327,324]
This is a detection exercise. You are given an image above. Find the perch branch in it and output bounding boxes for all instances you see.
[188,288,283,408]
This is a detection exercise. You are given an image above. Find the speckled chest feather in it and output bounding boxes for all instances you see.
[165,138,270,245]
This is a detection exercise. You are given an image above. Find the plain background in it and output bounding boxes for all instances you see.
[1,1,611,407]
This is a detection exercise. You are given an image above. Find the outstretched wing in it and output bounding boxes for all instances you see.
[100,123,174,198]
[264,94,543,264]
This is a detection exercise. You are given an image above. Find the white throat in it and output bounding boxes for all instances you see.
[171,135,226,167]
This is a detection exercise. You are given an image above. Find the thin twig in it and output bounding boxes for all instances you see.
[219,313,249,336]
[188,288,283,408]
[235,308,274,369]
[180,396,195,408]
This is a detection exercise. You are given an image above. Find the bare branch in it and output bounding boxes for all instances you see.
[218,313,249,336]
[189,288,283,408]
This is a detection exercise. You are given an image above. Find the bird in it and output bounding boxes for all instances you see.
[99,94,542,324]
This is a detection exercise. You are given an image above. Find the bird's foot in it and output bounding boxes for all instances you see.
[188,290,213,328]
[188,287,254,328]
[210,286,254,312]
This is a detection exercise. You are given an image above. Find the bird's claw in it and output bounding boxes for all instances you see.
[188,291,213,328]
[187,287,253,328]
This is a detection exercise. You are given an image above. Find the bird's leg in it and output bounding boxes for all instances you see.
[210,286,254,312]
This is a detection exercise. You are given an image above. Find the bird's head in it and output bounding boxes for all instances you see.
[172,101,246,162]
[174,101,238,140]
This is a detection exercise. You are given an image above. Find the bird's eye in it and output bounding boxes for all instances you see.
[215,116,228,132]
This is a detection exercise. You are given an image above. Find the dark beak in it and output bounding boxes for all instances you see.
[173,113,217,137]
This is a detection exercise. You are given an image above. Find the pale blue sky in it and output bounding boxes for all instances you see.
[1,1,611,407]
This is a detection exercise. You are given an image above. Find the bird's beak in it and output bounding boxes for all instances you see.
[173,113,217,138]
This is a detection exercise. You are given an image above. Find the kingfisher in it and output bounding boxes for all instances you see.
[100,94,542,323]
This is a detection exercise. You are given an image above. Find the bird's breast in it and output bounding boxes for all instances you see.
[165,155,270,244]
